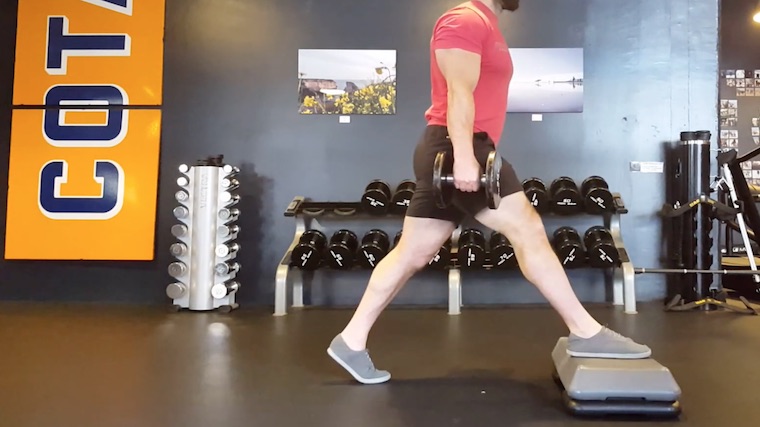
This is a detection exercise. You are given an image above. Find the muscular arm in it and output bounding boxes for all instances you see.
[435,48,481,159]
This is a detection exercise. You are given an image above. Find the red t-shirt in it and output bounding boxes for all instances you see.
[424,1,513,145]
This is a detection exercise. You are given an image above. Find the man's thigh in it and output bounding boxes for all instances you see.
[406,125,467,225]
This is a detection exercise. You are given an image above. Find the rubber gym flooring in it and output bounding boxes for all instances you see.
[1,301,759,427]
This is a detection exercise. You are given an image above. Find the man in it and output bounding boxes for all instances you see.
[327,0,652,385]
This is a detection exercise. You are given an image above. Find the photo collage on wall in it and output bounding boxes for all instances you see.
[720,69,760,184]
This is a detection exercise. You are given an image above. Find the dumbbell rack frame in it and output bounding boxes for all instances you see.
[608,195,637,314]
[274,194,637,316]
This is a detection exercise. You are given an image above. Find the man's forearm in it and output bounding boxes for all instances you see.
[446,89,476,158]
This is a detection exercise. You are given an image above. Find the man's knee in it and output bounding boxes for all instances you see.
[477,191,547,245]
[397,241,441,270]
[392,216,455,270]
[510,210,547,247]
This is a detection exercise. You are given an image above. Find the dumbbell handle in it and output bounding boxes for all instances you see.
[441,175,487,184]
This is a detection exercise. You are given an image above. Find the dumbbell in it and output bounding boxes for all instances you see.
[326,230,359,269]
[391,180,416,215]
[169,242,187,257]
[552,227,585,268]
[581,176,614,214]
[361,180,392,215]
[522,178,550,214]
[457,229,487,268]
[550,177,583,215]
[291,230,327,270]
[171,224,188,238]
[432,151,502,210]
[357,229,390,269]
[489,232,518,269]
[584,226,619,268]
[428,239,452,269]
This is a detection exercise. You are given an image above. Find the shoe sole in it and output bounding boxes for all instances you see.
[327,348,391,385]
[566,349,653,359]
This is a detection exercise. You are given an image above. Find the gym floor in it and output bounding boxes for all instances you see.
[1,301,759,427]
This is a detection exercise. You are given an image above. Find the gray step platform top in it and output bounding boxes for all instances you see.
[552,337,682,402]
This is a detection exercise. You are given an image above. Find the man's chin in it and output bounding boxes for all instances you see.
[500,0,519,11]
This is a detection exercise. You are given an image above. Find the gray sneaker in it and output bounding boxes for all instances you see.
[567,327,652,359]
[327,334,391,384]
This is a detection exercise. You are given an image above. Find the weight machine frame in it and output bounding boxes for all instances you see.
[658,139,760,315]
[273,195,637,316]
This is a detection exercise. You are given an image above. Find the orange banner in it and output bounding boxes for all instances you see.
[12,0,165,106]
[6,0,165,260]
[5,109,162,260]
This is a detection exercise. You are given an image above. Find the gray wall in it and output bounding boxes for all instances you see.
[0,0,720,307]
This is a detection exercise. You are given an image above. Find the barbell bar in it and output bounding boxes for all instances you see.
[635,267,760,275]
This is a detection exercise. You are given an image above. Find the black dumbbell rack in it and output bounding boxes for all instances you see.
[275,190,636,317]
[275,196,465,316]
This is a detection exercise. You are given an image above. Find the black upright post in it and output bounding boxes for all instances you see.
[664,141,685,302]
[679,130,714,306]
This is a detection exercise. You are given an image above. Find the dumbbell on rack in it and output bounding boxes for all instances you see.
[391,180,416,215]
[457,229,487,269]
[584,226,620,268]
[357,229,390,269]
[550,177,583,215]
[490,232,518,269]
[552,226,585,268]
[522,178,550,214]
[291,230,327,270]
[326,230,359,269]
[581,176,614,214]
[361,180,392,215]
[429,239,452,269]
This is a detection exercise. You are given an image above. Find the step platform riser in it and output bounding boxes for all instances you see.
[551,337,682,417]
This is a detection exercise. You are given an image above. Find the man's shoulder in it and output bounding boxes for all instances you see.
[436,2,488,27]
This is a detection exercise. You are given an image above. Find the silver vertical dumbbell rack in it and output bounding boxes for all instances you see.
[166,158,242,313]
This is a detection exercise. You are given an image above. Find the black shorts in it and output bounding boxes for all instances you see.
[406,125,523,224]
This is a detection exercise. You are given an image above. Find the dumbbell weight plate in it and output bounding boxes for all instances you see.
[581,176,614,214]
[550,177,583,215]
[484,151,502,209]
[433,151,502,210]
[459,245,486,269]
[291,230,326,270]
[361,180,392,215]
[327,230,359,269]
[357,229,390,269]
[428,240,452,269]
[391,180,416,215]
[522,178,550,214]
[584,226,619,268]
[433,152,455,209]
[458,229,487,269]
[553,226,585,269]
